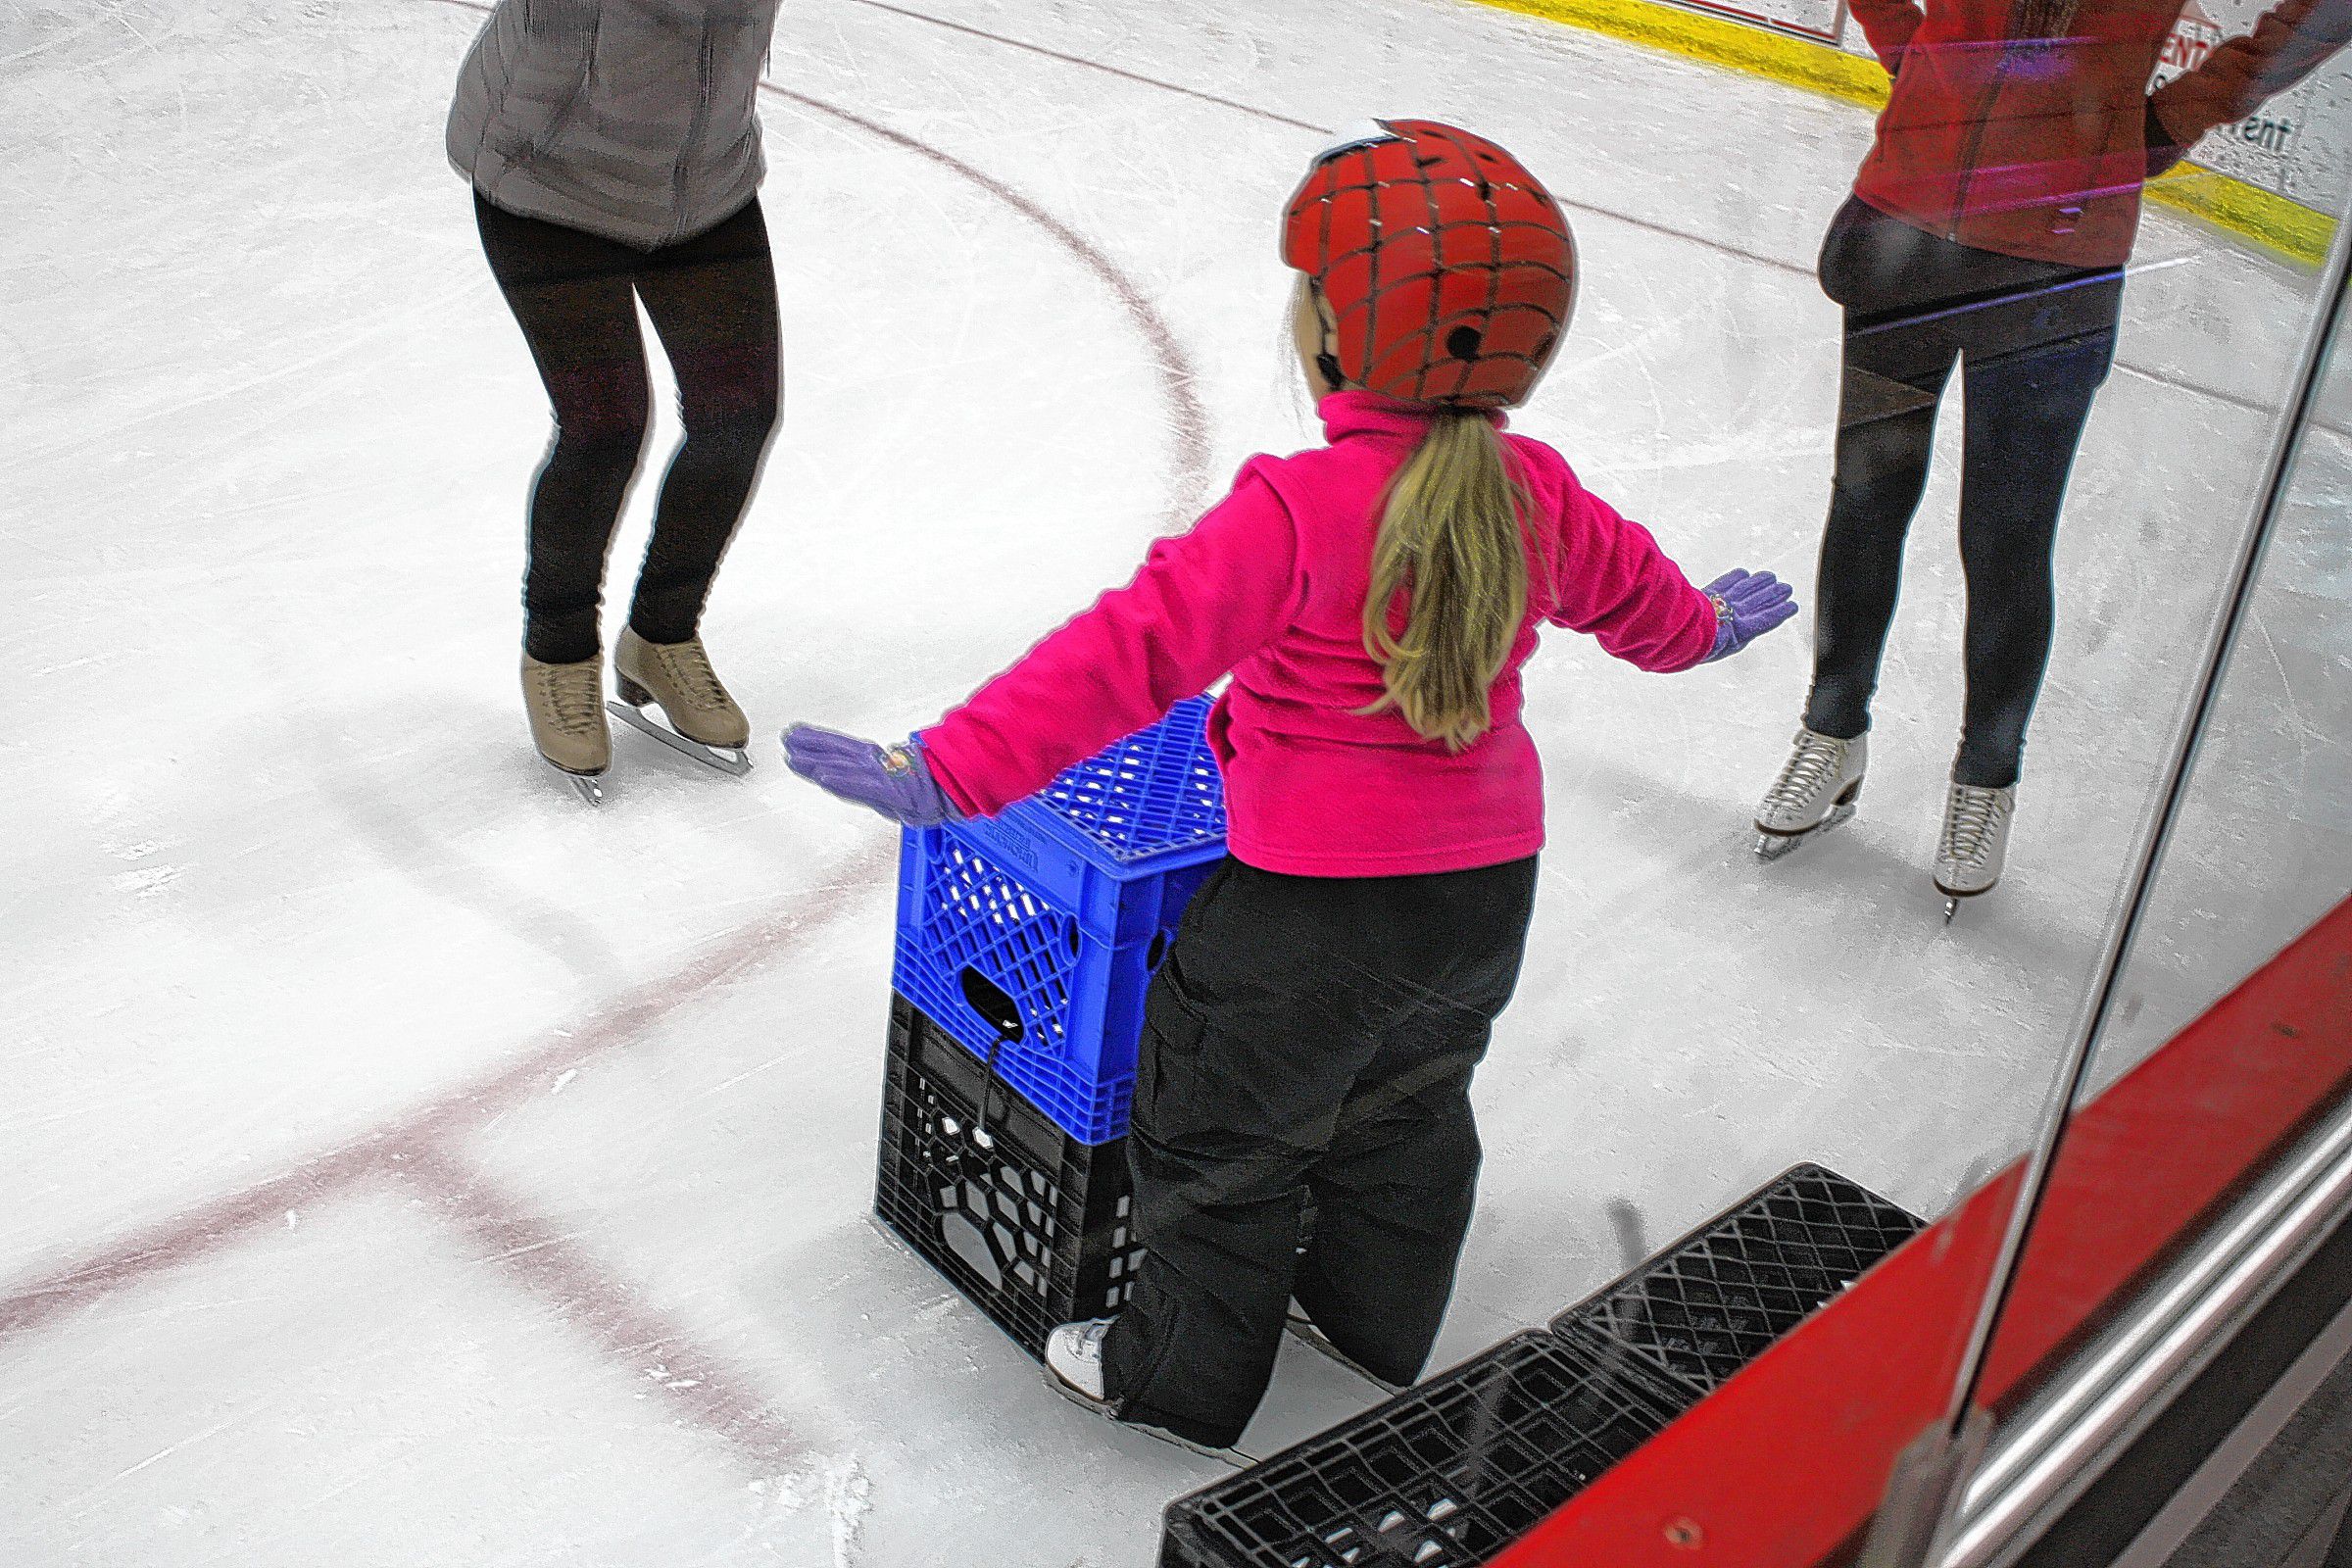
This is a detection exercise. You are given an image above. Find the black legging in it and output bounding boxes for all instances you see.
[1804,197,2123,789]
[475,193,781,665]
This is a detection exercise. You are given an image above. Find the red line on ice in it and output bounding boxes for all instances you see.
[0,14,1208,1482]
[0,861,880,1348]
[400,1147,809,1473]
[756,79,1216,521]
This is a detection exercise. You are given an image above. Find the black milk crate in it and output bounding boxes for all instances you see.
[874,993,1146,1358]
[1551,1163,1924,1401]
[1158,1331,1686,1568]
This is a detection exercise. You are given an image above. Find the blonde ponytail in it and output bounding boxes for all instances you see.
[1359,412,1531,753]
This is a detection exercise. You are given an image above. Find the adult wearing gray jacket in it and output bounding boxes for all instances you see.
[450,0,787,800]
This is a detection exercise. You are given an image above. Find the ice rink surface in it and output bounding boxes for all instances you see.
[3,0,2348,1562]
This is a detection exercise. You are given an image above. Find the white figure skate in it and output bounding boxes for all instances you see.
[1935,781,2016,922]
[1042,1318,1255,1466]
[1753,728,1867,860]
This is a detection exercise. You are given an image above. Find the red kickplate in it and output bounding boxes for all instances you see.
[1977,902,2352,1406]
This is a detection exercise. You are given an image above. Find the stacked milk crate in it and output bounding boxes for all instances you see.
[875,697,1226,1355]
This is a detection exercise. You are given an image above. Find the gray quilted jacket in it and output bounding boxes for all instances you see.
[448,0,783,250]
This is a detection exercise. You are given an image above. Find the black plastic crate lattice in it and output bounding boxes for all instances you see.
[1551,1163,1924,1399]
[874,994,1147,1358]
[1159,1331,1686,1568]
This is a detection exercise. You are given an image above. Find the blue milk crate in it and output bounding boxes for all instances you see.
[893,697,1228,1145]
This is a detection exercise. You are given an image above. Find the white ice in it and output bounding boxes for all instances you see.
[3,0,2347,1563]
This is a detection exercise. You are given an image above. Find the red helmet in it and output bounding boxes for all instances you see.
[1283,120,1577,409]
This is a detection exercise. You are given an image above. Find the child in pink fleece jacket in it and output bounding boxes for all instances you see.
[786,120,1793,1452]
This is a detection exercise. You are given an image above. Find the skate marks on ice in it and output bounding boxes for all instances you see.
[825,1454,876,1568]
[776,1213,1405,1551]
[307,728,633,992]
[1488,745,2104,1254]
[837,0,1329,133]
[747,76,1215,528]
[0,834,893,1347]
[400,1144,811,1474]
[0,1188,854,1568]
[815,0,1839,286]
[758,1222,1251,1561]
[0,854,909,1560]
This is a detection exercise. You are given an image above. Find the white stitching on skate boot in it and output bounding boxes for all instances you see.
[1754,727,1866,858]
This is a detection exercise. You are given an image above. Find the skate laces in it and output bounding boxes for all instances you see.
[1763,732,1846,814]
[1941,785,2010,868]
[659,641,733,711]
[538,663,603,734]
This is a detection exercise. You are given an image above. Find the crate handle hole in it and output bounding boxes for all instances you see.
[957,968,1024,1044]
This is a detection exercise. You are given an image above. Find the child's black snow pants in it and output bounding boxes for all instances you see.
[1102,854,1540,1449]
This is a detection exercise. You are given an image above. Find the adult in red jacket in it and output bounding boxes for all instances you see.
[1752,0,2350,912]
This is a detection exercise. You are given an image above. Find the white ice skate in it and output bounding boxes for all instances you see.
[1285,1302,1404,1395]
[1935,781,2016,922]
[1753,727,1867,860]
[1041,1318,1256,1466]
[1045,1316,1113,1403]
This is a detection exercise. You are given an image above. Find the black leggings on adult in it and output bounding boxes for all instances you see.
[1103,855,1540,1450]
[1805,196,2124,789]
[474,193,782,665]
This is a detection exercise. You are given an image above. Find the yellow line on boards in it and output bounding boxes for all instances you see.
[2147,164,2333,265]
[1466,0,1890,106]
[1458,0,2332,267]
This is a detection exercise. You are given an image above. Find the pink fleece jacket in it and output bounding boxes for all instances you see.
[919,392,1720,877]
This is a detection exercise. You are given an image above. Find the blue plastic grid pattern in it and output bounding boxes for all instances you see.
[1015,694,1227,867]
[894,702,1228,1146]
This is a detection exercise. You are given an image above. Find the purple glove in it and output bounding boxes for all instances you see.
[1700,569,1797,662]
[781,725,961,827]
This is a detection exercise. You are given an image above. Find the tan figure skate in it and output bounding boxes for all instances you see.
[610,627,753,776]
[522,652,610,806]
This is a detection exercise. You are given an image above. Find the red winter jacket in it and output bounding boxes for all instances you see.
[1847,0,2352,265]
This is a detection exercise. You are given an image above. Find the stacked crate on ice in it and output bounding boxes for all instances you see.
[875,698,1226,1354]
